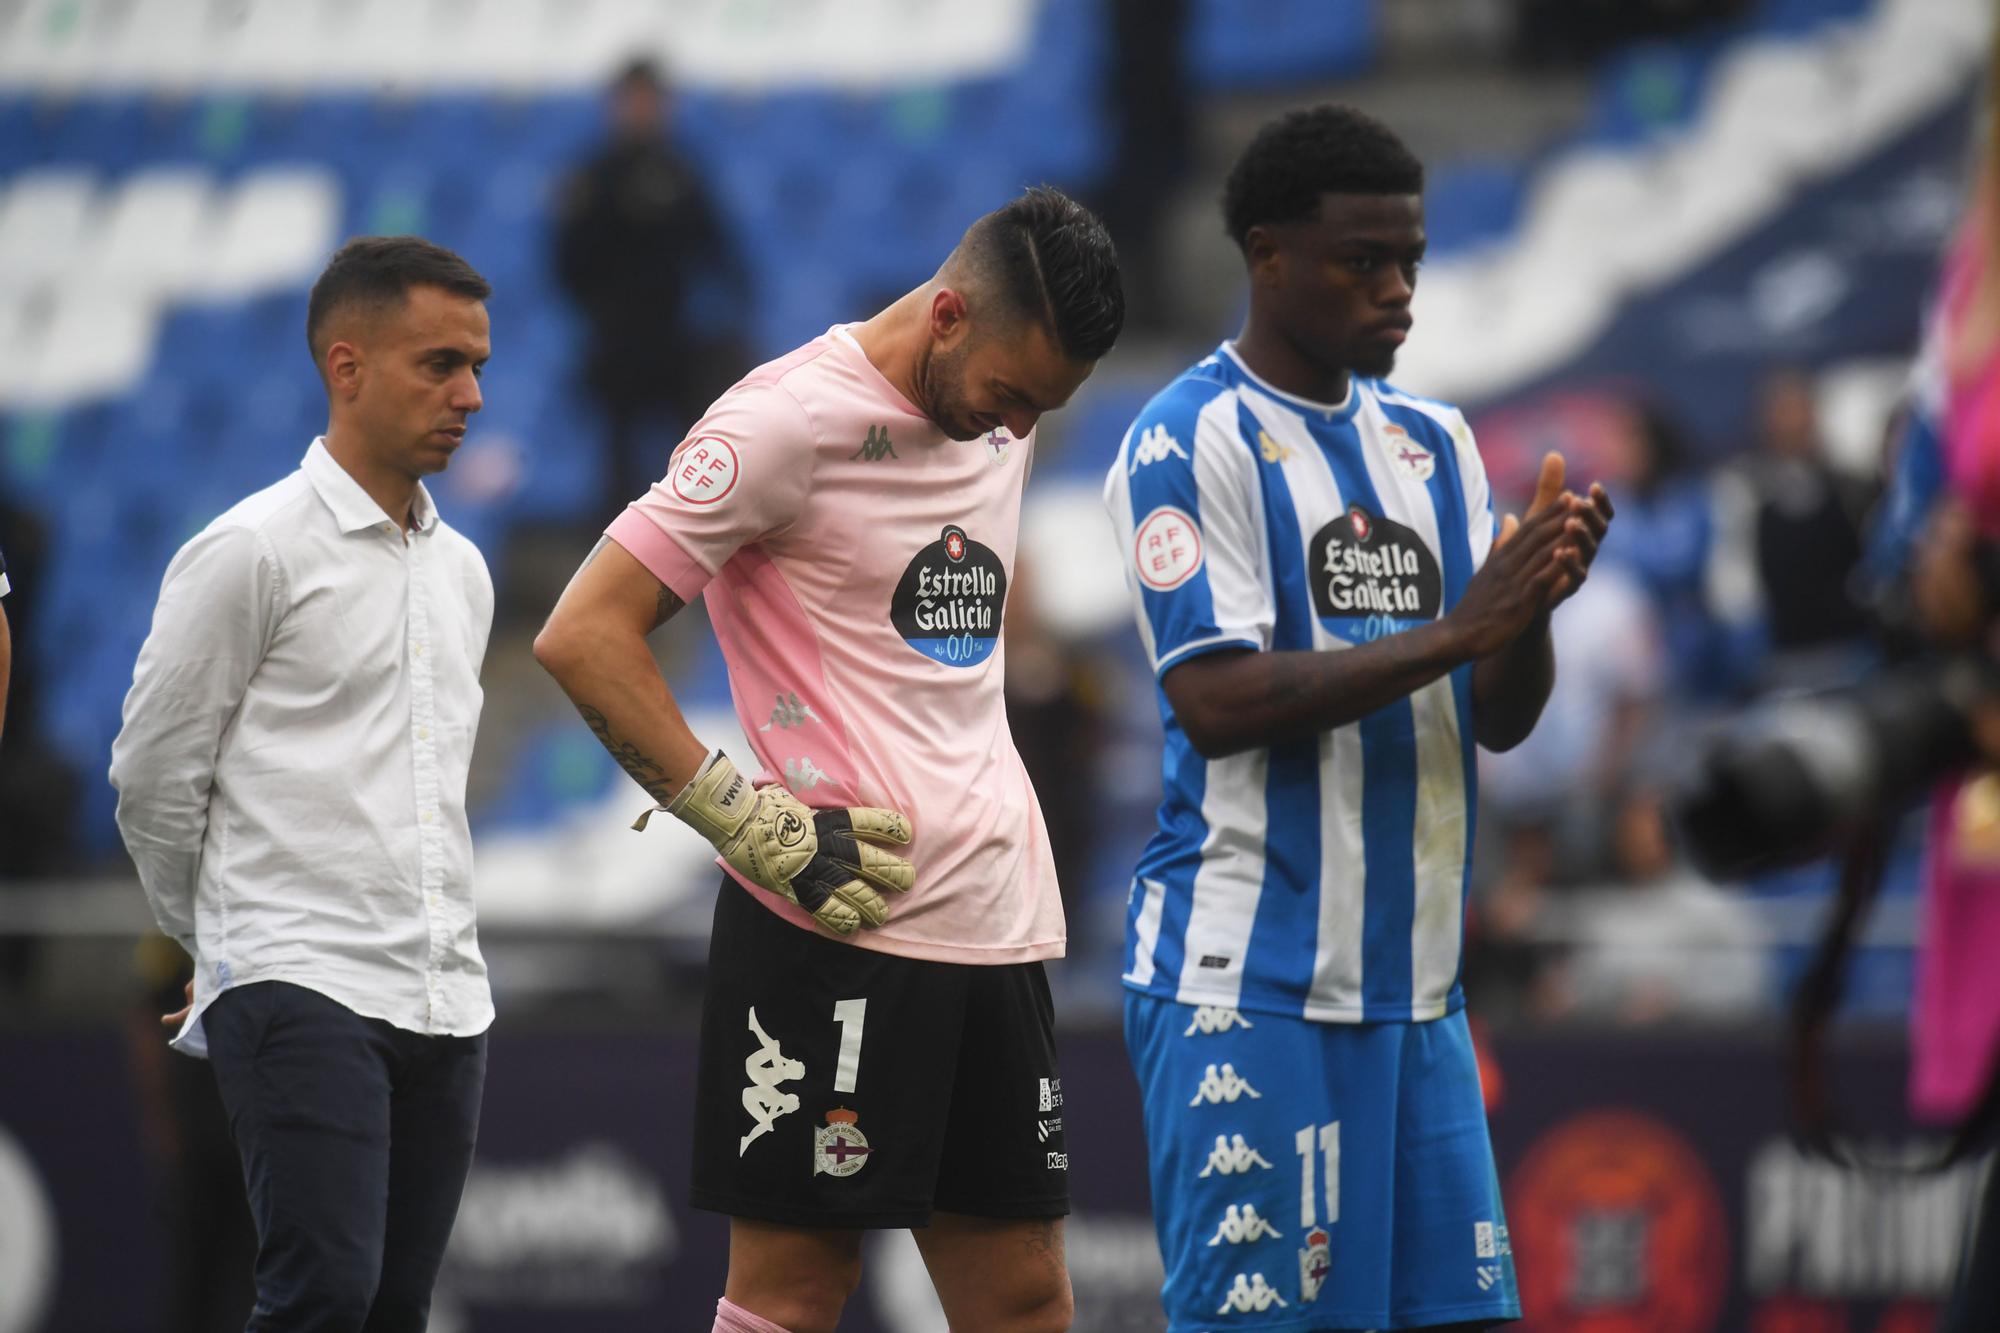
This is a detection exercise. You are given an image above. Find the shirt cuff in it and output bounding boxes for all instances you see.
[606,509,715,605]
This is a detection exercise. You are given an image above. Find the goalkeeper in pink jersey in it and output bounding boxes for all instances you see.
[534,186,1123,1333]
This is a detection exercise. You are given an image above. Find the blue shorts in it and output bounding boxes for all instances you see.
[1125,993,1520,1331]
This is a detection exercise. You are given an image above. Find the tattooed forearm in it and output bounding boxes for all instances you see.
[577,704,678,805]
[652,585,684,632]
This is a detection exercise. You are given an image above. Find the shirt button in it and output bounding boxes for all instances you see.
[422,810,436,824]
[417,727,431,741]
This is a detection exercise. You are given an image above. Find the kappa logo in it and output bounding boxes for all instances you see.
[1198,1134,1273,1178]
[1046,1151,1069,1171]
[1128,423,1190,474]
[851,424,898,462]
[1185,1006,1255,1036]
[758,692,822,732]
[1382,423,1436,481]
[1207,1203,1284,1247]
[1216,1273,1289,1315]
[739,1008,804,1155]
[1189,1063,1262,1107]
[784,757,831,790]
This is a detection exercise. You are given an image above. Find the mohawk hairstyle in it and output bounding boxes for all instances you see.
[1223,104,1424,252]
[957,185,1125,362]
[306,235,491,365]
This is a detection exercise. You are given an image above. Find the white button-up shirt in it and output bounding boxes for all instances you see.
[111,439,494,1056]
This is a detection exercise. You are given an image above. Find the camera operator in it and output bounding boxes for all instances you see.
[1676,51,2000,1330]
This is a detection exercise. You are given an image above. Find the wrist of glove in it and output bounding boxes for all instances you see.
[636,752,915,936]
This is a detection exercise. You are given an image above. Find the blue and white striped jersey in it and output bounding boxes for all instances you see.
[1103,343,1497,1024]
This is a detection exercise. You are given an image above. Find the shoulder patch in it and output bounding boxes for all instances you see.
[1133,505,1203,591]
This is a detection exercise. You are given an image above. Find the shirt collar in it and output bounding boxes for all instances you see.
[1219,341,1361,421]
[302,438,441,536]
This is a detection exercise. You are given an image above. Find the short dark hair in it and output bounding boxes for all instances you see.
[305,236,491,365]
[958,185,1124,363]
[1223,104,1425,251]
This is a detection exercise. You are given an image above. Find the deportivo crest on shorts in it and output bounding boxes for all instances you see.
[1299,1228,1331,1303]
[812,1107,873,1178]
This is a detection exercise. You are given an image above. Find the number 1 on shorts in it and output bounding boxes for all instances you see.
[1294,1120,1340,1229]
[833,997,867,1094]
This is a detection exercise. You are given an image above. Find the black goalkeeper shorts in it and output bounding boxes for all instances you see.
[689,877,1069,1229]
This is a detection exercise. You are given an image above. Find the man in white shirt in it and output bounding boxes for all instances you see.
[111,235,495,1332]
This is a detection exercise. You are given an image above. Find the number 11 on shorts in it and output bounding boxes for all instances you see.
[1295,1121,1340,1229]
[833,998,867,1094]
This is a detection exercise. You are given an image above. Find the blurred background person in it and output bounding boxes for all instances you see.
[554,57,749,530]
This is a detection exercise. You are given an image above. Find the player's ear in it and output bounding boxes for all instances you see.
[1242,225,1283,291]
[324,339,364,400]
[929,287,971,348]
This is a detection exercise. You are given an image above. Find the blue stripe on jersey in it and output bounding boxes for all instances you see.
[1305,409,1421,1021]
[1121,371,1237,998]
[1125,375,1235,677]
[1383,396,1482,1003]
[1237,397,1322,1005]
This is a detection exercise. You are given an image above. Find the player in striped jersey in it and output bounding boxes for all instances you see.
[1105,105,1613,1330]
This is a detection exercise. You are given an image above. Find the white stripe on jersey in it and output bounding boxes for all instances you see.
[1353,395,1470,1018]
[1175,748,1270,1008]
[1128,876,1168,987]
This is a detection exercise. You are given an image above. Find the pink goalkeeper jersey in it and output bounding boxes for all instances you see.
[606,326,1064,964]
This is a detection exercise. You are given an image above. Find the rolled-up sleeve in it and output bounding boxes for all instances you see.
[109,523,281,950]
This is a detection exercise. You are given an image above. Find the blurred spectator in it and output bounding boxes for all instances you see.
[0,506,84,886]
[1096,0,1194,335]
[1481,558,1665,864]
[554,57,749,526]
[0,540,10,748]
[1512,0,1752,67]
[1002,559,1110,955]
[1707,366,1875,691]
[1600,398,1742,696]
[1542,787,1772,1025]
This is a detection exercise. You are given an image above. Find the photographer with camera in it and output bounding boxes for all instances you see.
[1679,53,2000,1327]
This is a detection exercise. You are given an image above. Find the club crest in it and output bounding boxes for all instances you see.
[812,1107,873,1178]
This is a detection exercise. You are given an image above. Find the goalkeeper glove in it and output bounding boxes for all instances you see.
[634,751,914,935]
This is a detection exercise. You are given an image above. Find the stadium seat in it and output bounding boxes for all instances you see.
[75,166,214,302]
[0,169,99,294]
[190,166,341,301]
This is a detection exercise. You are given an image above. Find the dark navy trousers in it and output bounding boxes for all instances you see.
[204,981,486,1332]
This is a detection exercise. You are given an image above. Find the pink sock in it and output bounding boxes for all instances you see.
[714,1297,791,1333]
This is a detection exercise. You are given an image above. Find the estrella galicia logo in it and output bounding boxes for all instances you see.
[1311,506,1441,639]
[890,525,1007,668]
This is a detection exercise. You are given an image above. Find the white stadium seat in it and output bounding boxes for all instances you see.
[190,169,341,302]
[0,171,100,295]
[74,168,215,302]
[7,289,159,408]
